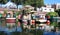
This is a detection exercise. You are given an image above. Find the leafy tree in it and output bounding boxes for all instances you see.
[11,0,44,7]
[0,0,7,4]
[35,0,44,7]
[11,0,23,5]
[55,9,60,16]
[46,12,58,17]
[55,9,60,28]
[46,12,58,26]
[0,0,44,7]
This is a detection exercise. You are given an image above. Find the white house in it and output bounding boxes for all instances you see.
[37,7,54,12]
[40,7,54,12]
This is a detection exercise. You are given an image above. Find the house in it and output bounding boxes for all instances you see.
[39,7,54,12]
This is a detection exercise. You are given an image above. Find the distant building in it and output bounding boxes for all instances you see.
[44,4,52,8]
[52,3,60,10]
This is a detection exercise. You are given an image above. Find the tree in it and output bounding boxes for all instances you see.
[55,9,60,28]
[46,12,58,26]
[0,0,7,4]
[46,12,58,23]
[35,0,44,7]
[55,9,60,16]
[11,0,44,7]
[11,0,23,5]
[25,0,44,7]
[46,12,58,17]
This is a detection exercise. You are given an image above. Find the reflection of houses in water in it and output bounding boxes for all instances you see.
[0,8,19,26]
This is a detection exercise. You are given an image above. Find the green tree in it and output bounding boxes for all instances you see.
[46,12,58,26]
[36,0,44,7]
[0,0,7,4]
[11,0,23,5]
[24,0,31,5]
[11,0,44,7]
[55,9,60,16]
[46,12,58,17]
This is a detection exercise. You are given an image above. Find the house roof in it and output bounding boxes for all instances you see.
[5,1,17,8]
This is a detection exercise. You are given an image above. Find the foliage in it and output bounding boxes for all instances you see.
[35,0,44,7]
[11,0,44,7]
[15,11,20,16]
[46,12,58,17]
[51,22,58,26]
[0,0,7,4]
[55,9,60,16]
[0,0,44,7]
[11,0,22,5]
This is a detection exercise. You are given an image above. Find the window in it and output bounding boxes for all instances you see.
[6,13,11,18]
[45,9,47,10]
[49,9,51,11]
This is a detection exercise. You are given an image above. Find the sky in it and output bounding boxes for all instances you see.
[44,0,60,4]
